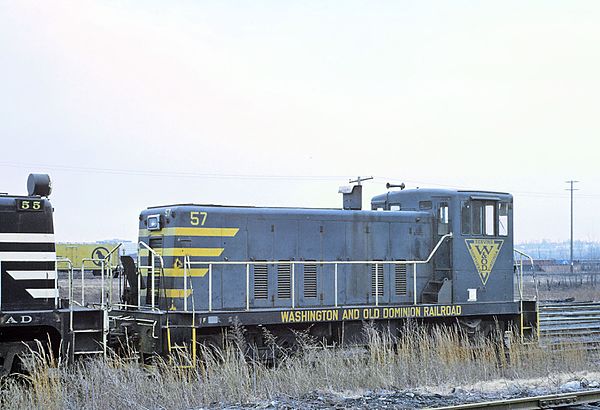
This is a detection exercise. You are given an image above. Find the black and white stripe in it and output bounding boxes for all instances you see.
[0,233,57,302]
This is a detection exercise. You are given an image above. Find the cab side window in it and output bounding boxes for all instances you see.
[472,201,483,235]
[484,203,495,236]
[437,202,449,235]
[498,202,509,236]
[461,202,471,235]
[461,200,509,236]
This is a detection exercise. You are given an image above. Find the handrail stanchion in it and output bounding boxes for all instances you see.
[68,263,73,329]
[101,259,105,308]
[246,263,250,311]
[334,263,338,308]
[137,248,142,308]
[108,259,112,306]
[54,258,63,309]
[81,264,85,305]
[109,258,113,306]
[151,249,155,309]
[208,264,212,312]
[137,269,141,308]
[184,257,188,312]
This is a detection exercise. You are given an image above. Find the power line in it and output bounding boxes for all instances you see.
[0,161,347,181]
[1,161,599,201]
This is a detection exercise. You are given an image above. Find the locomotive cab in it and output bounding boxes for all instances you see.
[371,188,514,305]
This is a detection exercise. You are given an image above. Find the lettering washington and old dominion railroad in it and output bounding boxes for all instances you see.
[280,305,462,324]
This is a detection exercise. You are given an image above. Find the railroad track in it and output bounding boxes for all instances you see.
[434,388,600,409]
[539,302,600,349]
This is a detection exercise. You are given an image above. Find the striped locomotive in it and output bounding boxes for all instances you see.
[0,175,104,376]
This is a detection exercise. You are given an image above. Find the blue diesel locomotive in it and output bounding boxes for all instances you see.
[113,182,536,356]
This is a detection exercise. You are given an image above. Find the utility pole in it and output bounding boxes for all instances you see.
[566,180,579,274]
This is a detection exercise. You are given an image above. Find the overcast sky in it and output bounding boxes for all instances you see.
[1,1,599,244]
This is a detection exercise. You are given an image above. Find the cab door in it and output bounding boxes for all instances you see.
[433,198,452,275]
[455,197,513,303]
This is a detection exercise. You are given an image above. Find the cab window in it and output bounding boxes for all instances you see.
[461,202,471,235]
[461,199,509,236]
[437,202,449,235]
[419,200,432,210]
[472,201,483,235]
[485,203,495,235]
[498,202,509,236]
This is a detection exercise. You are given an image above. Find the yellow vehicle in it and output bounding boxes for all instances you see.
[56,242,120,275]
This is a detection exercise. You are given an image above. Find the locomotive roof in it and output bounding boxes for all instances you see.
[144,188,512,212]
[145,204,343,211]
[371,187,512,203]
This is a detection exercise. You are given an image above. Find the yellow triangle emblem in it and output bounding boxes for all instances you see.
[465,239,504,285]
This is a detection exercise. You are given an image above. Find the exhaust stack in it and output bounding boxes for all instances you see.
[339,185,362,210]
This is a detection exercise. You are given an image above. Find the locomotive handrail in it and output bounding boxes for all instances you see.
[138,241,164,310]
[513,249,536,301]
[79,243,123,308]
[182,233,453,311]
[57,257,75,313]
[513,249,538,342]
[104,243,123,308]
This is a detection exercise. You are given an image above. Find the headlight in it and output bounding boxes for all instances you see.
[147,214,161,231]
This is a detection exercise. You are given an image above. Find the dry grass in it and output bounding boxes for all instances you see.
[0,324,594,409]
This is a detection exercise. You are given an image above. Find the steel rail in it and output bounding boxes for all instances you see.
[539,302,600,349]
[432,388,600,409]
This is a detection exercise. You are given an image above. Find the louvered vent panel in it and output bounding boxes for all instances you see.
[277,263,291,299]
[254,263,268,300]
[371,263,384,297]
[304,263,317,299]
[395,262,407,296]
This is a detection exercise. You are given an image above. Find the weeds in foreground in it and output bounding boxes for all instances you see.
[0,325,593,409]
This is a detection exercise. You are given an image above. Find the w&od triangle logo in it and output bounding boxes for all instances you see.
[465,239,504,285]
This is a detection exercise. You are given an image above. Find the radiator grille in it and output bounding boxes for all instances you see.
[148,237,163,248]
[371,263,384,297]
[277,263,291,299]
[395,262,407,296]
[253,263,268,300]
[304,263,317,299]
